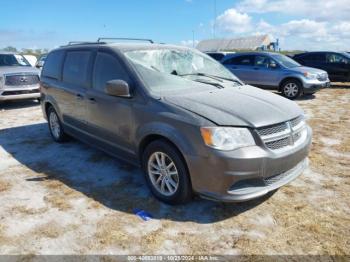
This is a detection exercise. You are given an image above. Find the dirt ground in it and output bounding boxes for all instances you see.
[0,87,349,256]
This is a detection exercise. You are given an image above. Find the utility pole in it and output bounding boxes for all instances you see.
[213,0,217,38]
[192,30,195,47]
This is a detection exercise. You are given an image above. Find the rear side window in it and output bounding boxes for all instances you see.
[255,55,270,67]
[42,50,65,79]
[301,53,325,62]
[224,55,254,66]
[207,53,225,61]
[93,52,130,91]
[63,51,91,86]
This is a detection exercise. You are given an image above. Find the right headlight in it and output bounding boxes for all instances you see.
[303,72,318,80]
[200,127,255,151]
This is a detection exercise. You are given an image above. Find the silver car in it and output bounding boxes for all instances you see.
[221,52,330,99]
[0,52,41,102]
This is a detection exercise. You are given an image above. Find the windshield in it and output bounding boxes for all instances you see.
[123,48,239,92]
[271,54,301,68]
[0,54,31,67]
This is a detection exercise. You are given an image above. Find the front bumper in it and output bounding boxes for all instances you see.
[186,126,312,202]
[302,79,331,94]
[0,85,40,101]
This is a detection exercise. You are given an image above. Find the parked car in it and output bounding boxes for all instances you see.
[293,51,350,82]
[35,54,47,69]
[0,52,41,102]
[221,52,330,99]
[40,40,312,204]
[23,55,38,67]
[205,51,235,61]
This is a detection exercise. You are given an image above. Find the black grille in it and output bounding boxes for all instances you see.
[290,116,303,128]
[5,74,39,86]
[265,137,291,150]
[2,89,39,96]
[257,122,288,137]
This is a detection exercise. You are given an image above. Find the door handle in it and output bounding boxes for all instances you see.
[253,67,260,70]
[88,97,97,104]
[76,94,84,100]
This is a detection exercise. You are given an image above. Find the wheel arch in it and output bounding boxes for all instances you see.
[279,77,303,91]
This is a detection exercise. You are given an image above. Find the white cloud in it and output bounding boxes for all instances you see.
[180,40,199,47]
[236,0,350,22]
[210,1,350,51]
[280,19,328,39]
[215,8,252,34]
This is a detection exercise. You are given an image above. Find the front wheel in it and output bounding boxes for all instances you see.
[142,140,192,205]
[281,80,302,100]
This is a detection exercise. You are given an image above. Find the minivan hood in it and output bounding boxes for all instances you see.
[0,66,40,75]
[165,85,303,128]
[291,66,326,74]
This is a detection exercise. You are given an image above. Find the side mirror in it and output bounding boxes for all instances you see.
[105,80,131,98]
[36,61,44,68]
[270,63,278,69]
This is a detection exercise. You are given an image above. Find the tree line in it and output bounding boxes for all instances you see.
[1,46,49,57]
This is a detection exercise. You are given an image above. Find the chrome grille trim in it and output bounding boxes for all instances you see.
[257,116,307,152]
[5,74,40,86]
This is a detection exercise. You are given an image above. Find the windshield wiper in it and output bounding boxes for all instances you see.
[193,79,225,89]
[179,72,224,82]
[179,72,242,85]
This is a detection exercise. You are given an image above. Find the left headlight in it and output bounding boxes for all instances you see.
[200,127,255,151]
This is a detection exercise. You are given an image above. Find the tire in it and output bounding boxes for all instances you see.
[142,139,192,205]
[281,80,302,100]
[47,106,68,143]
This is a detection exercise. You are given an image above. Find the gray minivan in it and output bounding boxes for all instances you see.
[222,52,330,99]
[40,40,312,204]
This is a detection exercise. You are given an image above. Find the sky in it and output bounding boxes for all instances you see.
[1,0,349,51]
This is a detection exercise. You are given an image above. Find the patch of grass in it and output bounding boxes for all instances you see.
[11,205,48,215]
[0,180,11,193]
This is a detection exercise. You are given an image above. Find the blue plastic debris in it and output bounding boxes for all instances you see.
[133,208,153,221]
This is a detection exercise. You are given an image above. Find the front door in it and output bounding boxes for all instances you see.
[252,55,280,88]
[325,53,350,82]
[223,55,256,84]
[86,51,135,155]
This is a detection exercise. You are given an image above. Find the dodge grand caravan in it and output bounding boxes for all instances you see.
[40,40,312,204]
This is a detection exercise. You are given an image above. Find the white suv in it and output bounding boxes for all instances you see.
[0,52,41,102]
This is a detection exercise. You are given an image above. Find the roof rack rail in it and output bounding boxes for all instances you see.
[97,37,154,44]
[67,41,105,45]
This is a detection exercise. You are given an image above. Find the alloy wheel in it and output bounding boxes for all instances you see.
[49,111,61,139]
[283,83,299,98]
[147,152,179,196]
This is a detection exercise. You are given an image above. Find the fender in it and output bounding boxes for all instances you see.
[136,121,197,157]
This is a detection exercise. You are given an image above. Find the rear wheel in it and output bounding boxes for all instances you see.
[281,80,302,99]
[47,106,68,143]
[142,140,192,204]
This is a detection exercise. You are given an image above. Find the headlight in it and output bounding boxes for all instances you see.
[303,72,317,79]
[200,127,255,151]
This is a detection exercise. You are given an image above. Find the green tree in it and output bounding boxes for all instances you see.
[2,46,18,52]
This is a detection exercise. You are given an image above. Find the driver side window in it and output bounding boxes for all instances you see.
[326,53,349,64]
[255,55,278,69]
[93,52,130,92]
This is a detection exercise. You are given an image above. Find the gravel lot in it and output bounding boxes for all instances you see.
[0,87,349,255]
